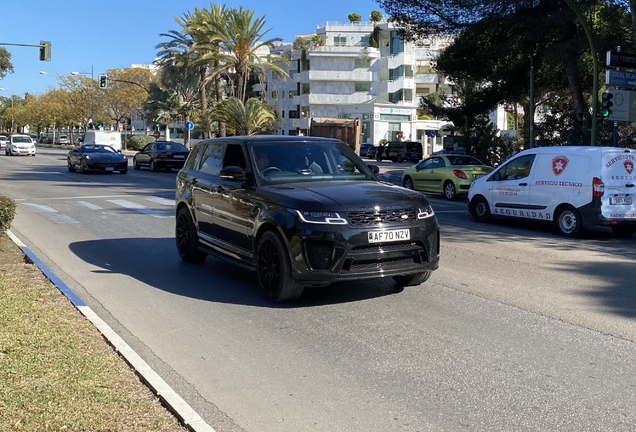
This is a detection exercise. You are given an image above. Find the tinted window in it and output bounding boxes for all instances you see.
[222,144,246,170]
[82,145,117,153]
[493,154,536,181]
[447,155,485,166]
[184,142,204,170]
[197,142,224,176]
[156,142,188,152]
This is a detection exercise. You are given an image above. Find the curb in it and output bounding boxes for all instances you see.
[6,229,216,432]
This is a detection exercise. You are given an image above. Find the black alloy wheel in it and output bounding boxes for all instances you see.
[67,158,75,172]
[256,231,304,303]
[175,208,207,263]
[133,157,141,170]
[150,160,158,172]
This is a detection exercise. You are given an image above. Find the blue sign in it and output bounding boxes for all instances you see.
[605,70,636,89]
[429,131,436,138]
[185,121,194,131]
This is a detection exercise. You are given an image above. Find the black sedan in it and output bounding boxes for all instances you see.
[133,141,189,172]
[67,144,128,174]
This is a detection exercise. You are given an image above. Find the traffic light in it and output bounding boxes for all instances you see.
[99,74,108,89]
[39,40,51,62]
[601,91,614,118]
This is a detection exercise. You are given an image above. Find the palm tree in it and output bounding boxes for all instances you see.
[213,7,290,103]
[210,97,275,136]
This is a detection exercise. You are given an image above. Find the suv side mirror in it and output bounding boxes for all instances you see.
[367,164,380,175]
[220,166,246,182]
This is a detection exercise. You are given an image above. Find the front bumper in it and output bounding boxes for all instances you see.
[285,220,440,287]
[84,161,128,172]
[9,146,36,155]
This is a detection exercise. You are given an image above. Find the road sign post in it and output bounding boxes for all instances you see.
[153,130,160,139]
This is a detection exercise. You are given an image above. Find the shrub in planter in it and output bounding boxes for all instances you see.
[0,195,17,231]
[123,135,156,151]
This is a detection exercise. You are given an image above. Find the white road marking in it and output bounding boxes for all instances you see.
[107,199,172,218]
[21,203,79,224]
[145,197,175,206]
[69,200,104,210]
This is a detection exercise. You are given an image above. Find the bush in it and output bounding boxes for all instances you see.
[0,195,17,231]
[123,135,156,151]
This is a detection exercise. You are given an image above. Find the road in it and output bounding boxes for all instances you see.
[3,147,636,432]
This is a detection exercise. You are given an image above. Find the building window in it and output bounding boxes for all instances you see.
[289,110,300,119]
[282,91,285,98]
[361,36,370,46]
[281,111,285,118]
[301,83,310,94]
[301,106,310,118]
[289,90,297,98]
[355,83,371,92]
[334,36,347,46]
[354,59,371,69]
[271,90,278,99]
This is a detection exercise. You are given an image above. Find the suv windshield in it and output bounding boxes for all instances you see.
[250,141,376,185]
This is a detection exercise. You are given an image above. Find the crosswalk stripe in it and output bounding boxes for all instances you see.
[22,203,80,224]
[107,199,172,218]
[145,197,175,206]
[69,200,104,210]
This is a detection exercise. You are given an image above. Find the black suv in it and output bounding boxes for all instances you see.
[376,141,423,163]
[175,136,440,302]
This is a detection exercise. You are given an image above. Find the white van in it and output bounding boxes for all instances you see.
[81,130,122,151]
[468,146,636,237]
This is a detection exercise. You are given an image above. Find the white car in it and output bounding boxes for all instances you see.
[6,134,36,156]
[56,135,70,145]
[0,135,7,150]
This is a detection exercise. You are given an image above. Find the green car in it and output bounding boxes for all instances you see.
[402,154,494,200]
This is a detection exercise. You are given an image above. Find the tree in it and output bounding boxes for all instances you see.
[210,97,276,136]
[348,13,362,23]
[101,68,156,128]
[370,10,383,24]
[0,47,14,80]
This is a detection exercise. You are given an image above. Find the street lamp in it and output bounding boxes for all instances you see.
[39,71,59,89]
[71,66,95,127]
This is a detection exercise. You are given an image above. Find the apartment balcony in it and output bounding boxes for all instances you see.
[378,76,415,94]
[306,94,374,105]
[292,118,312,129]
[377,52,415,70]
[308,70,374,82]
[309,46,379,59]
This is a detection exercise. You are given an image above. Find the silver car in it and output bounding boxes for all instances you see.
[56,135,70,145]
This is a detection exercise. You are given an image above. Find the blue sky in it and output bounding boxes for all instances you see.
[0,0,384,98]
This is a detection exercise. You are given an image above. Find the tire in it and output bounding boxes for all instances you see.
[31,154,36,157]
[611,226,636,238]
[403,176,415,190]
[150,160,158,172]
[256,231,304,303]
[119,168,128,174]
[396,155,404,163]
[175,207,207,263]
[393,271,432,287]
[555,205,581,237]
[376,156,382,162]
[78,162,86,174]
[133,157,140,170]
[443,181,457,200]
[469,196,491,223]
[67,158,75,172]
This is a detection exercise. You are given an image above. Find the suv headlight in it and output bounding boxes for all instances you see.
[417,205,435,219]
[296,210,347,225]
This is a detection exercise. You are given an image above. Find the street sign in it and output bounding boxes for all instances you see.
[185,121,194,131]
[606,50,636,69]
[605,69,636,89]
[601,89,636,121]
[429,131,436,138]
[153,130,160,139]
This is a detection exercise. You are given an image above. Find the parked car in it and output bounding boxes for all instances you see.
[366,145,378,160]
[39,136,52,144]
[5,134,36,156]
[0,135,7,150]
[56,135,70,145]
[29,134,38,144]
[468,146,636,237]
[359,143,374,158]
[376,141,423,163]
[133,141,189,171]
[67,144,128,174]
[402,155,494,200]
[175,136,440,302]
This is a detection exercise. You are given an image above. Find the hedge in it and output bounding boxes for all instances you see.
[0,195,16,231]
[122,135,156,151]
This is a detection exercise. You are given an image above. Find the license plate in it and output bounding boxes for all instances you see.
[368,229,410,243]
[105,167,114,171]
[610,196,632,205]
[173,155,185,159]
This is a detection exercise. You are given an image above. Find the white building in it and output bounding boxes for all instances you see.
[261,21,456,154]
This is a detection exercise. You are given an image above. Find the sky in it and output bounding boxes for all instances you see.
[0,0,385,98]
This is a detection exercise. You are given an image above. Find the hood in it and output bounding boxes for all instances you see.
[258,181,430,212]
[87,153,125,162]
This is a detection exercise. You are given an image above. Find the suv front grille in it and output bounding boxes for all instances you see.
[305,241,336,270]
[347,208,416,227]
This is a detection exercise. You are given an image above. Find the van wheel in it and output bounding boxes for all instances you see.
[256,231,304,303]
[393,271,431,287]
[403,176,414,190]
[611,226,636,238]
[469,196,491,223]
[443,181,457,200]
[556,206,581,237]
[175,208,207,263]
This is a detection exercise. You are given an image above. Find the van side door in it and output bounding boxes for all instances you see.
[486,154,538,219]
